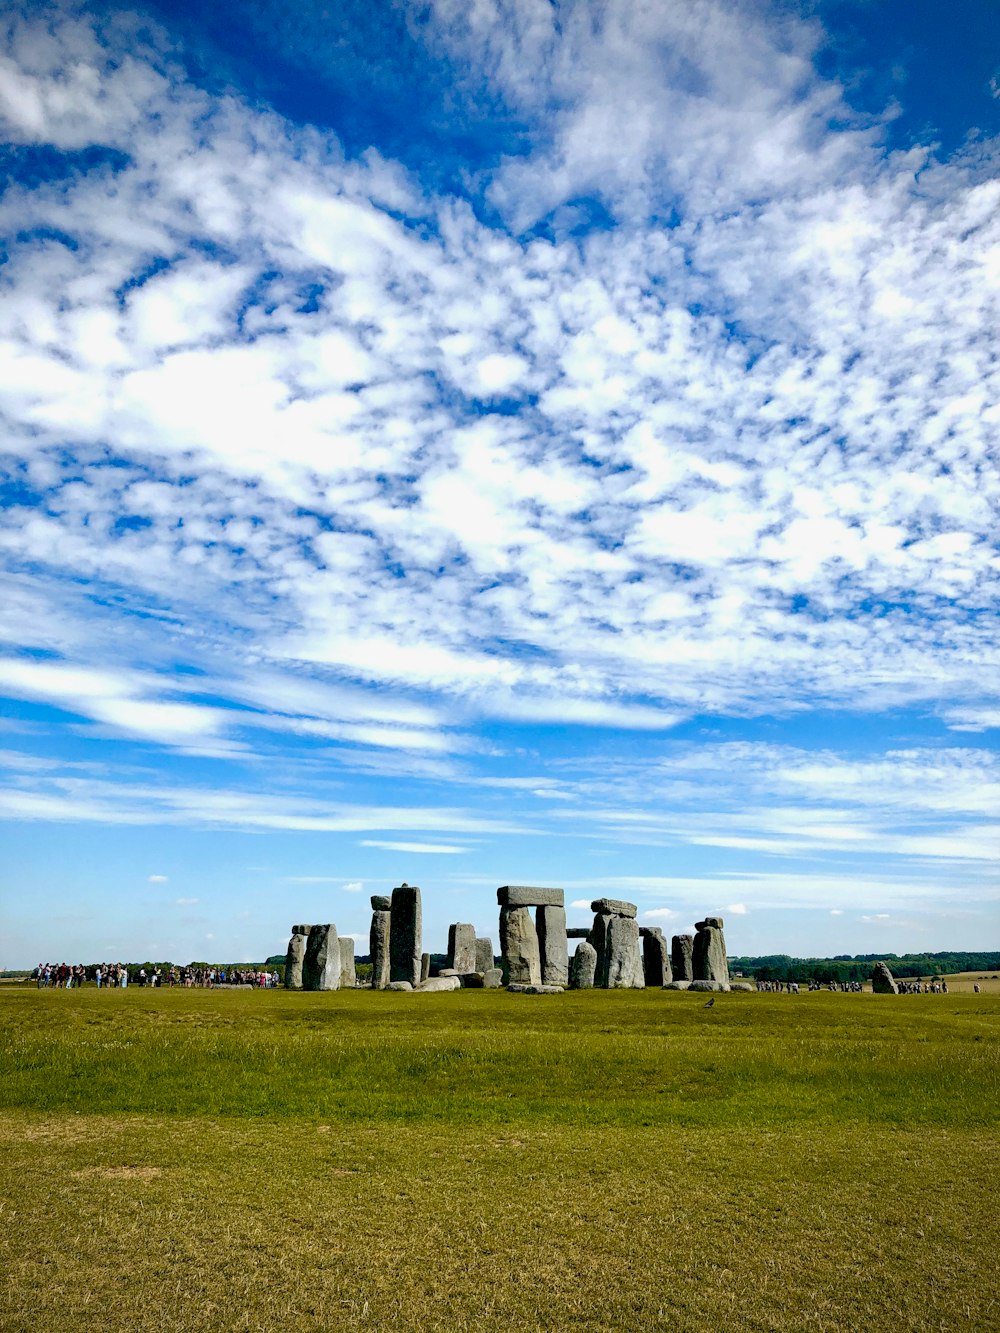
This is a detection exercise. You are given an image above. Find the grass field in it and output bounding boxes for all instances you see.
[2,986,998,1332]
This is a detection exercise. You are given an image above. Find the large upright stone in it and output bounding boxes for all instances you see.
[605,915,644,988]
[590,913,614,986]
[590,898,637,919]
[569,940,597,989]
[871,961,899,994]
[284,925,311,990]
[642,927,672,987]
[499,905,541,986]
[672,934,694,982]
[475,937,495,973]
[448,923,477,975]
[370,910,391,990]
[389,883,422,988]
[497,886,564,908]
[693,919,729,985]
[303,924,340,991]
[536,904,569,988]
[338,936,355,989]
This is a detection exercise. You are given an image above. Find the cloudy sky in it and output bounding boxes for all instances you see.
[1,0,998,967]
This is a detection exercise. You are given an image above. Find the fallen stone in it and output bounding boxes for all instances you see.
[338,936,356,989]
[730,981,756,992]
[483,968,504,988]
[671,934,694,982]
[605,914,645,988]
[303,924,340,991]
[369,910,391,990]
[499,904,541,986]
[497,885,564,908]
[569,940,597,989]
[642,927,672,987]
[284,928,310,991]
[458,972,485,988]
[386,981,413,991]
[537,903,569,988]
[872,961,899,994]
[448,922,477,975]
[418,975,461,992]
[507,983,564,995]
[475,937,495,973]
[689,979,730,992]
[370,895,392,912]
[438,968,459,977]
[693,923,729,985]
[389,883,422,988]
[663,980,691,990]
[590,898,637,918]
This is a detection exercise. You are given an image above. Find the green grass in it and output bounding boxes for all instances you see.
[2,987,998,1331]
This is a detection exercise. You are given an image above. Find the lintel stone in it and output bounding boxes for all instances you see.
[497,885,564,908]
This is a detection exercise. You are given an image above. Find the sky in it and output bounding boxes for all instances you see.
[1,0,998,968]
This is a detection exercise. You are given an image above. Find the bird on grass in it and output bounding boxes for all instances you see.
[703,997,715,1008]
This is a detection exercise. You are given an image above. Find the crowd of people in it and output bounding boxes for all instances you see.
[33,963,280,988]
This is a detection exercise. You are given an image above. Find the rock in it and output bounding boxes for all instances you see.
[386,981,413,991]
[663,980,691,990]
[872,961,899,994]
[536,904,569,988]
[605,914,645,988]
[418,976,461,992]
[389,883,422,988]
[284,927,310,991]
[507,983,564,995]
[671,934,694,982]
[421,952,432,982]
[730,981,756,992]
[447,923,477,974]
[566,927,591,939]
[569,940,597,989]
[303,924,340,991]
[370,895,392,911]
[642,928,672,987]
[338,936,356,989]
[458,972,485,987]
[689,979,730,992]
[369,910,391,990]
[695,916,725,930]
[499,904,541,986]
[693,923,729,984]
[497,885,564,908]
[482,968,504,988]
[475,937,495,973]
[438,968,459,977]
[590,898,637,918]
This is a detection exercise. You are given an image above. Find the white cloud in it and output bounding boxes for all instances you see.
[643,907,678,920]
[175,897,198,905]
[725,903,748,915]
[359,840,468,854]
[341,881,363,892]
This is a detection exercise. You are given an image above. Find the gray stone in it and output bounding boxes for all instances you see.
[370,894,392,911]
[438,968,459,977]
[689,979,730,992]
[663,980,691,990]
[497,885,564,908]
[642,927,672,987]
[303,924,340,991]
[730,981,756,992]
[418,975,461,992]
[872,961,899,994]
[693,923,729,985]
[536,904,568,988]
[475,937,494,973]
[369,910,391,990]
[695,916,725,930]
[386,980,413,991]
[389,883,422,988]
[590,898,637,919]
[507,983,564,995]
[671,934,694,982]
[483,968,504,988]
[458,972,485,988]
[605,914,645,988]
[566,927,591,939]
[499,904,541,986]
[338,936,356,989]
[569,940,597,990]
[447,923,477,974]
[291,924,312,937]
[284,928,309,991]
[421,952,431,983]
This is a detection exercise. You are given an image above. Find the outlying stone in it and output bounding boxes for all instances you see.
[475,937,495,973]
[569,940,597,989]
[671,934,694,982]
[871,961,899,994]
[537,903,569,988]
[507,983,564,995]
[338,936,355,989]
[642,927,672,987]
[303,924,340,991]
[693,919,729,985]
[370,894,392,911]
[497,885,564,908]
[447,923,477,974]
[369,910,391,990]
[389,883,422,988]
[482,967,504,988]
[499,904,541,986]
[284,926,310,991]
[590,898,637,918]
[418,975,461,992]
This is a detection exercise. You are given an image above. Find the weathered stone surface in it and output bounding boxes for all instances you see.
[499,904,541,986]
[569,940,597,990]
[418,975,461,992]
[689,979,730,992]
[663,980,691,990]
[475,937,494,973]
[386,980,413,991]
[507,983,564,995]
[458,972,485,988]
[291,925,312,937]
[369,910,391,990]
[497,885,564,908]
[872,961,899,994]
[536,904,568,988]
[438,968,458,977]
[590,898,637,919]
[421,952,431,982]
[642,927,672,987]
[693,923,729,984]
[695,916,725,930]
[604,914,644,988]
[284,928,309,990]
[370,894,392,911]
[566,927,591,939]
[338,936,356,989]
[483,968,504,988]
[389,883,422,988]
[671,934,694,982]
[730,981,756,992]
[303,924,340,991]
[448,923,477,974]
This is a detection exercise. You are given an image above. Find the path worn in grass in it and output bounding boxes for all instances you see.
[2,988,998,1331]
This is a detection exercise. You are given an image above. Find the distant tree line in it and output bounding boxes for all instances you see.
[730,952,1000,984]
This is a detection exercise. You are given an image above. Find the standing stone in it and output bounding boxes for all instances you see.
[447,923,477,975]
[536,904,569,988]
[672,934,694,982]
[475,937,494,973]
[284,925,311,991]
[642,927,672,987]
[497,886,564,908]
[569,940,597,990]
[369,910,391,990]
[693,918,729,985]
[421,952,431,983]
[590,913,614,987]
[482,967,503,988]
[499,905,541,986]
[338,936,356,989]
[303,924,340,991]
[605,915,644,988]
[872,961,899,994]
[389,883,422,988]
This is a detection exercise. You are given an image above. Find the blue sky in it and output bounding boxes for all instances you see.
[1,0,998,967]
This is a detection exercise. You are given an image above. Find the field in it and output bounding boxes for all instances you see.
[2,986,998,1332]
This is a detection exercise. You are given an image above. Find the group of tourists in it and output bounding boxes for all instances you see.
[33,963,281,988]
[35,962,129,987]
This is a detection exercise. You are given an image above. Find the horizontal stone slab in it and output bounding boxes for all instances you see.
[689,979,730,992]
[695,917,724,930]
[639,926,663,937]
[590,898,637,918]
[418,976,461,992]
[507,982,564,995]
[729,981,756,992]
[370,895,392,911]
[291,925,312,936]
[566,927,591,939]
[663,980,690,990]
[497,885,564,908]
